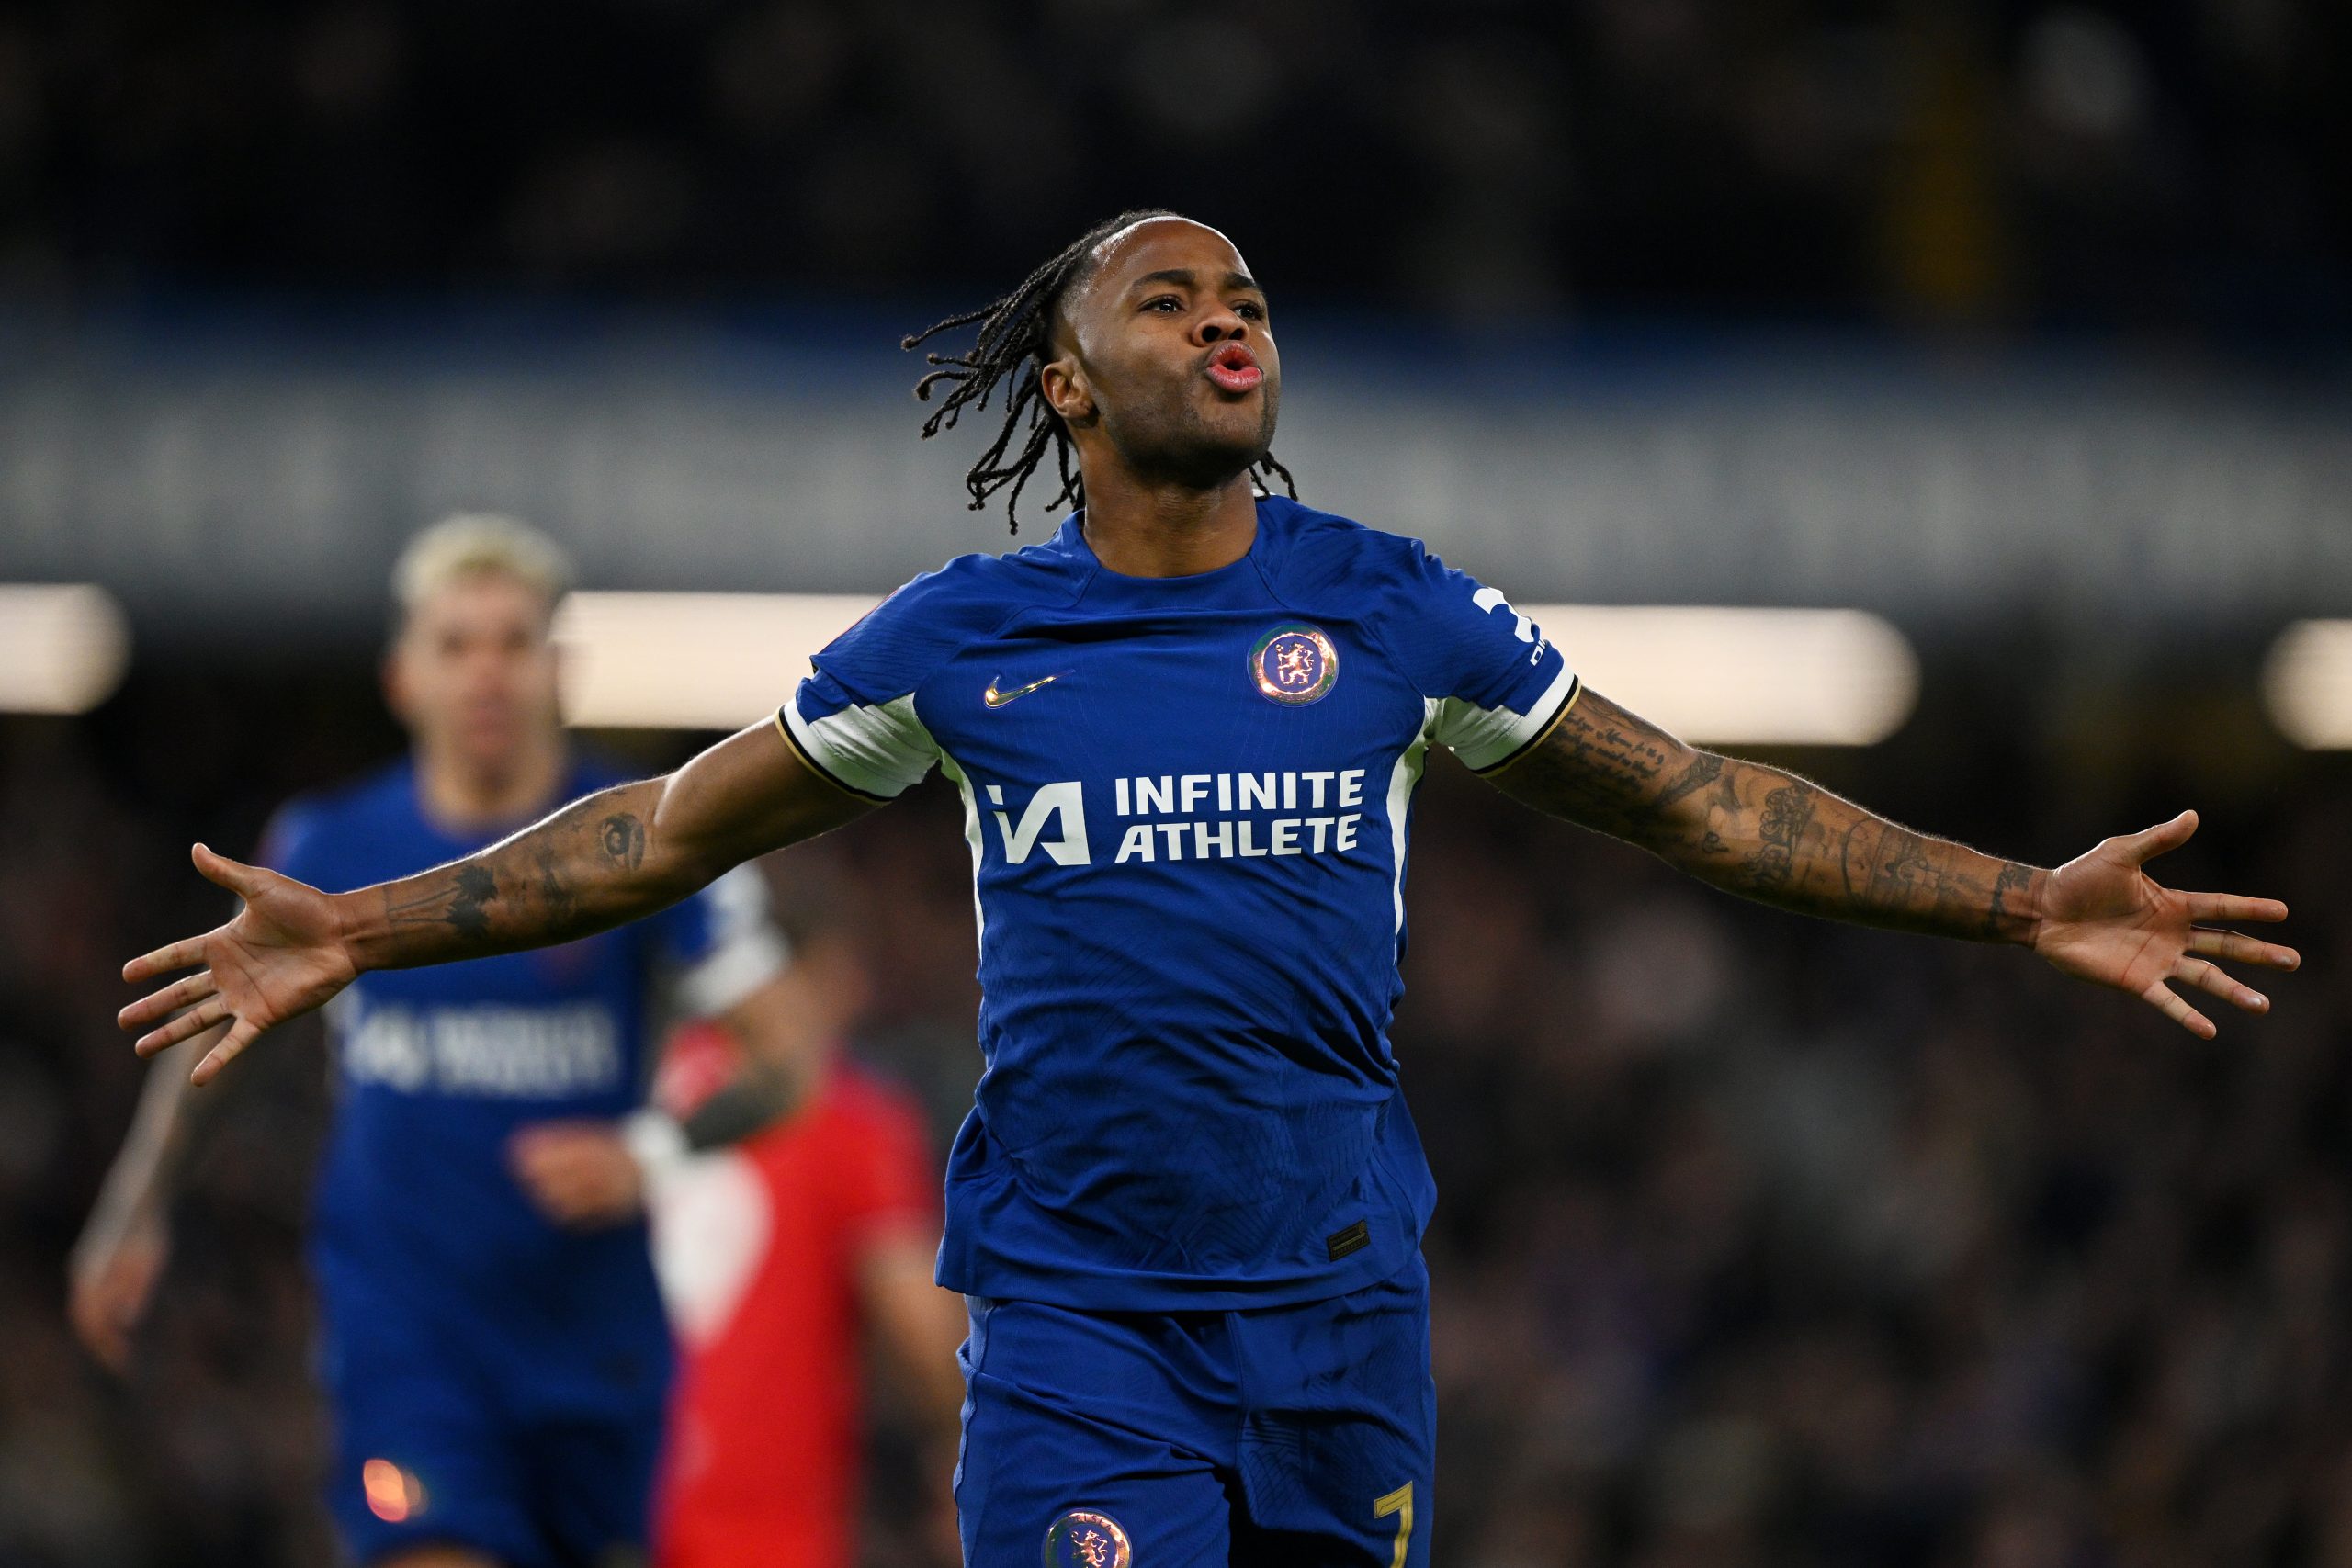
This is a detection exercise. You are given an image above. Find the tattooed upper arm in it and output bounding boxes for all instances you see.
[1489,687,1716,848]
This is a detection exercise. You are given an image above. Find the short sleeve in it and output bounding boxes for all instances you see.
[776,549,1080,799]
[777,667,938,801]
[650,863,791,1019]
[774,583,952,801]
[1385,541,1579,772]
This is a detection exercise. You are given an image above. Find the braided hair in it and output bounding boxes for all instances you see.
[902,209,1297,534]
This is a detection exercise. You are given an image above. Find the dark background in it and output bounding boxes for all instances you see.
[5,0,2346,333]
[3,3,2349,1565]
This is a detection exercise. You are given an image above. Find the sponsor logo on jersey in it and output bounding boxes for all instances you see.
[338,999,622,1097]
[980,770,1375,868]
[1249,623,1339,706]
[984,781,1091,866]
[1045,1510,1132,1568]
[983,670,1072,708]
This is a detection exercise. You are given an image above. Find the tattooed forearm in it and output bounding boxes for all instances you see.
[1739,783,1816,895]
[532,841,576,928]
[1839,818,1952,916]
[1828,811,2041,941]
[1986,861,2037,941]
[383,864,501,937]
[322,716,872,980]
[1492,687,2046,943]
[347,780,702,971]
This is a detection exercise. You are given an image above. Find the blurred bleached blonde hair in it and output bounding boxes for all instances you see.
[391,513,573,626]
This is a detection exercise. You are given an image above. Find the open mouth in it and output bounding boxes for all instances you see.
[1205,342,1263,394]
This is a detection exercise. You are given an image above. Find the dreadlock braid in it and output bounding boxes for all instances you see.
[902,209,1299,534]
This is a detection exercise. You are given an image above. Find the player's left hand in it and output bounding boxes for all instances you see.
[509,1121,645,1227]
[2031,810,2297,1038]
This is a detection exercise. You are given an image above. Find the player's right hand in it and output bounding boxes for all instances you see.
[67,1209,168,1373]
[119,843,359,1085]
[508,1121,647,1227]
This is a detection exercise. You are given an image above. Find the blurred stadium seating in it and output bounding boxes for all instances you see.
[7,655,2347,1567]
[0,0,2341,332]
[3,2,2347,1565]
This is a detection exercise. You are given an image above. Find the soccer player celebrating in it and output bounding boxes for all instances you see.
[75,516,820,1568]
[117,216,2297,1567]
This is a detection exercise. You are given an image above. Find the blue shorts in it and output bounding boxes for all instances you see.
[318,1274,670,1568]
[955,1254,1435,1568]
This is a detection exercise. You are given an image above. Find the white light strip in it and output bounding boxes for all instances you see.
[553,592,1918,745]
[555,592,880,731]
[0,584,132,715]
[1528,604,1919,746]
[2263,620,2352,748]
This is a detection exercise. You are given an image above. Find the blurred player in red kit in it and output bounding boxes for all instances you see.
[643,922,967,1568]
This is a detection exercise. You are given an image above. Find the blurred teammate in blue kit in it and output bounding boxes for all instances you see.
[119,215,2296,1566]
[75,517,825,1568]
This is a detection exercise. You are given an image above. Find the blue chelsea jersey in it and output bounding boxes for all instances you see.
[262,757,786,1362]
[781,497,1578,1311]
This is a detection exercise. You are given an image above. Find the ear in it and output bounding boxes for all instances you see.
[1039,349,1095,429]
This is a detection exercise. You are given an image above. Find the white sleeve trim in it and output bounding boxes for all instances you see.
[1431,662,1580,772]
[671,863,790,1017]
[783,689,938,800]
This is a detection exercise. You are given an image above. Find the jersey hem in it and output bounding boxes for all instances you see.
[936,1233,1421,1315]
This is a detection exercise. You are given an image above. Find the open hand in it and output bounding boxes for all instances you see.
[2032,811,2297,1038]
[120,844,358,1085]
[509,1121,645,1228]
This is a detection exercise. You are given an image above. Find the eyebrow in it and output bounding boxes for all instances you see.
[1130,267,1265,297]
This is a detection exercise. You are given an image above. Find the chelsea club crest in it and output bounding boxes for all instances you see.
[1249,623,1339,707]
[1045,1510,1133,1568]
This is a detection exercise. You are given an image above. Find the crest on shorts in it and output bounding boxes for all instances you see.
[1249,623,1339,707]
[1045,1509,1133,1568]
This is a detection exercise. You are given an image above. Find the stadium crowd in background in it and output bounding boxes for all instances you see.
[2,3,2345,1565]
[5,660,2343,1568]
[0,0,2342,333]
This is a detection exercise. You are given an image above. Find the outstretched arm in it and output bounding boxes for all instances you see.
[121,721,874,1084]
[69,1011,327,1364]
[1490,688,2297,1036]
[68,1024,220,1369]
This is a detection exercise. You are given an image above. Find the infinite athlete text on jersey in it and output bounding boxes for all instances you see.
[978,767,1376,865]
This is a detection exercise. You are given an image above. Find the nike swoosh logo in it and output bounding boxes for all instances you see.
[983,671,1070,708]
